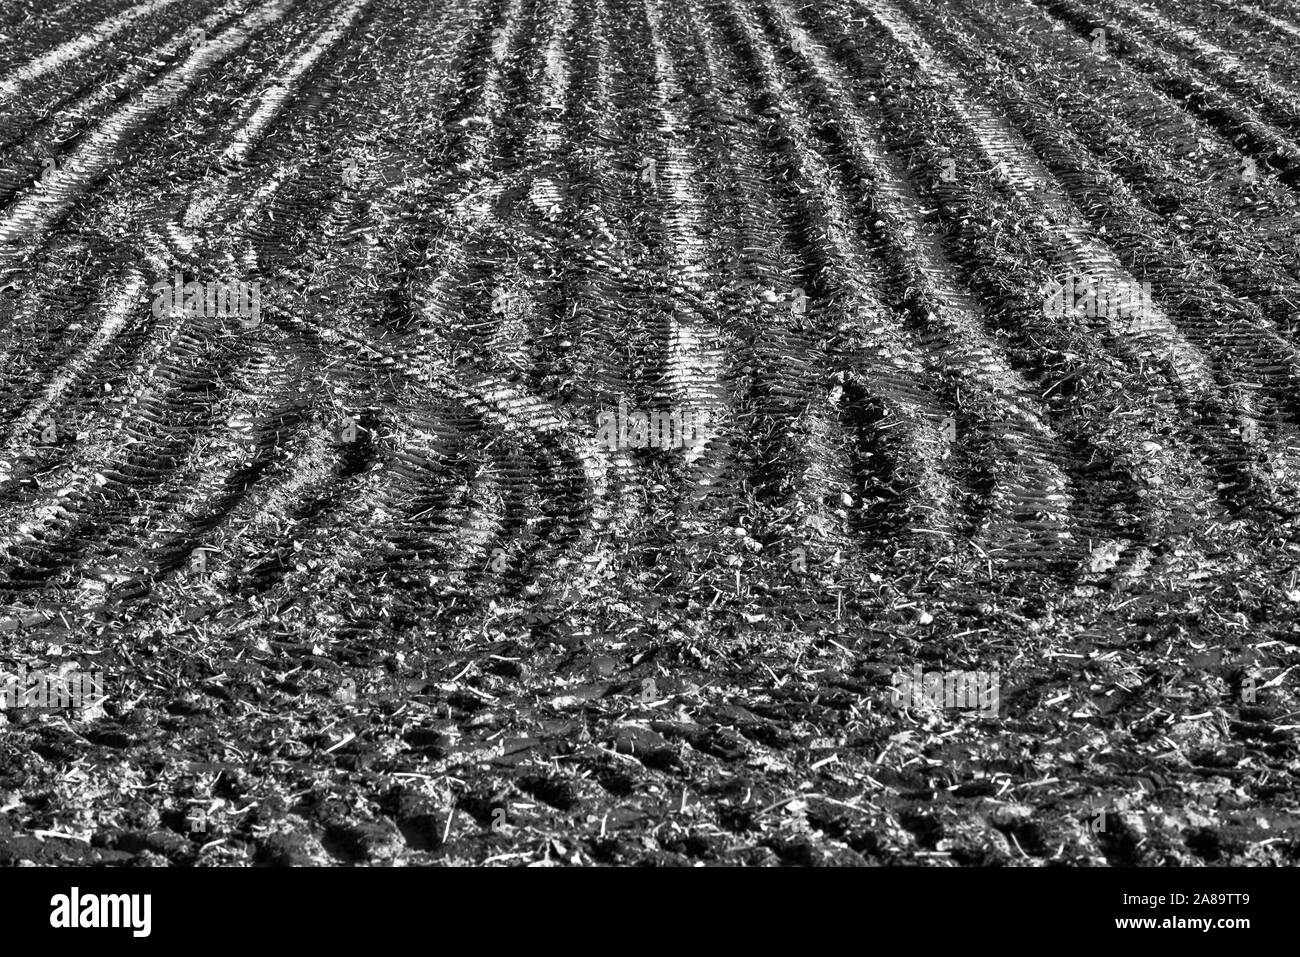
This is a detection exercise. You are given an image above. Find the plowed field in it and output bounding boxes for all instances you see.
[1,0,1299,866]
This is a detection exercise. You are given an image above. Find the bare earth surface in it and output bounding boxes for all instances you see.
[0,0,1299,865]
